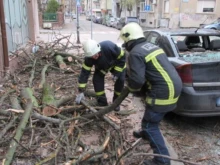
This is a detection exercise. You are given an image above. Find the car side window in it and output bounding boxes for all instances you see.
[145,32,160,45]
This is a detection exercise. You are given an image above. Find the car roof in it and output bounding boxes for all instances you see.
[144,28,220,36]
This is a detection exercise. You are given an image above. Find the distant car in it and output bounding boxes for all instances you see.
[203,21,220,30]
[106,17,116,27]
[112,18,120,28]
[86,14,92,21]
[92,15,102,24]
[144,28,220,117]
[116,17,139,30]
[71,13,76,19]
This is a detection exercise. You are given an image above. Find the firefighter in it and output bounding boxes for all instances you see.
[120,23,182,165]
[75,39,126,111]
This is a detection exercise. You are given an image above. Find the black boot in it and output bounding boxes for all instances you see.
[97,95,108,106]
[133,130,149,140]
[113,94,120,111]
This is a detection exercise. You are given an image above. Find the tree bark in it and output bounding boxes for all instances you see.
[82,87,130,119]
[81,100,120,130]
[20,88,39,108]
[65,130,110,165]
[55,55,67,69]
[28,58,37,87]
[63,56,73,62]
[10,94,22,110]
[54,51,83,64]
[39,64,51,89]
[3,102,33,165]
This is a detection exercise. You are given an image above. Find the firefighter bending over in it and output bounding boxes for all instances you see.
[120,23,182,165]
[75,39,126,111]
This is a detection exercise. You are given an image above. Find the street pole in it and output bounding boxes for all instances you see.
[90,0,93,39]
[76,0,80,44]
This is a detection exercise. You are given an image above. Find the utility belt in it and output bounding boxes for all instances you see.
[146,96,179,106]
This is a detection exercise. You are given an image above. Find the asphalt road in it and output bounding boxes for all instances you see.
[38,15,122,45]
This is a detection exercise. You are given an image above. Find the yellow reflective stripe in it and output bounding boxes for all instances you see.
[128,86,141,92]
[114,64,126,72]
[82,63,92,71]
[145,49,164,62]
[114,66,123,72]
[100,70,107,75]
[123,64,126,69]
[96,91,105,96]
[79,83,86,88]
[114,91,121,96]
[146,97,179,105]
[152,58,174,99]
[117,49,124,59]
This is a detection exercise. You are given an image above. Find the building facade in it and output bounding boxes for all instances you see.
[0,0,39,78]
[139,0,220,28]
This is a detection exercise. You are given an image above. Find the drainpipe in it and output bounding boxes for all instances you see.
[0,0,9,74]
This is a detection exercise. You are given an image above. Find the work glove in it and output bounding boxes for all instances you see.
[75,93,85,104]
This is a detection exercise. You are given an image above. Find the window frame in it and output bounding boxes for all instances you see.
[140,0,155,13]
[196,0,216,13]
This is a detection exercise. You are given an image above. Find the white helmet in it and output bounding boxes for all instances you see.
[120,22,145,43]
[82,39,101,57]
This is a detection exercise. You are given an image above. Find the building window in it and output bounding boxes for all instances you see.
[164,0,169,13]
[197,0,216,13]
[140,0,155,12]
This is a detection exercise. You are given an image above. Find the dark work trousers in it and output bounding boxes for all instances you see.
[141,107,170,164]
[113,70,126,102]
[93,69,126,106]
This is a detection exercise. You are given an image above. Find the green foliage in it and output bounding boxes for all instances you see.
[46,0,60,13]
[120,0,140,11]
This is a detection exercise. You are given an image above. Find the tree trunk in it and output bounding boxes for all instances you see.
[3,102,33,165]
[20,88,39,108]
[83,87,130,119]
[39,64,51,89]
[55,55,67,69]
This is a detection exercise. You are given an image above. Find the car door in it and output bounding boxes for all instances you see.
[144,31,175,57]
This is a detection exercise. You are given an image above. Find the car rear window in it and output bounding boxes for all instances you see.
[171,35,220,58]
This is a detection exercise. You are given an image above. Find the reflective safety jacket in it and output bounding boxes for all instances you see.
[127,39,182,112]
[78,40,126,91]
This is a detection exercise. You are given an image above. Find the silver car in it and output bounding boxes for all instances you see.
[144,28,220,117]
[203,21,220,30]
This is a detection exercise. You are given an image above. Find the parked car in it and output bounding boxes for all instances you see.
[144,28,220,117]
[92,15,103,24]
[112,18,120,28]
[71,13,76,19]
[203,21,220,30]
[116,17,139,30]
[86,14,92,21]
[106,17,116,27]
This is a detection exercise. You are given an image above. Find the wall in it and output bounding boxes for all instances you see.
[168,0,219,28]
[38,12,65,29]
[139,0,220,29]
[0,25,3,79]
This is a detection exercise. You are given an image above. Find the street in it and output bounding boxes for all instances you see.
[38,15,122,45]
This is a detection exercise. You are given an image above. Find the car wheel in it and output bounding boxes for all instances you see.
[211,28,217,30]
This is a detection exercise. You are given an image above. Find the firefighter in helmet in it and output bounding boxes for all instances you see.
[120,22,182,165]
[75,39,126,111]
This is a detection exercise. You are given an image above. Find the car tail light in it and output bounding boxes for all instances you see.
[176,64,193,84]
